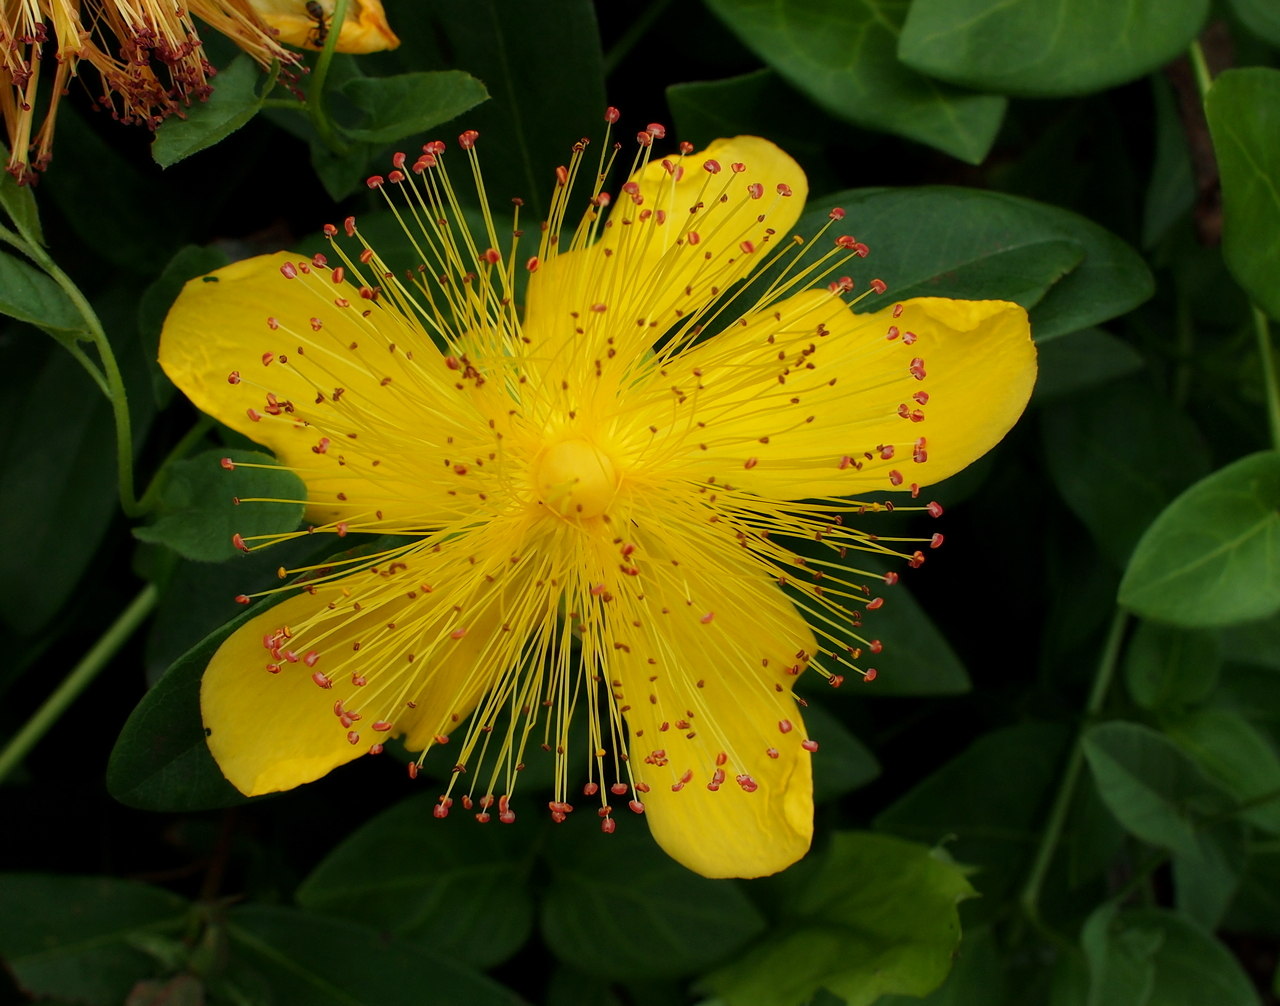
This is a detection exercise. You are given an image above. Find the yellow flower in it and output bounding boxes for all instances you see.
[0,0,396,182]
[159,125,1035,879]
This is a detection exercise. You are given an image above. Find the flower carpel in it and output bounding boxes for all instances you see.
[533,439,619,519]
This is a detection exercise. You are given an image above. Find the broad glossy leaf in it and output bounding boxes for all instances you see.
[1041,378,1209,567]
[133,449,306,562]
[1166,707,1280,834]
[0,875,188,1006]
[1228,0,1280,47]
[1206,68,1280,321]
[152,56,269,169]
[297,793,535,968]
[900,0,1208,97]
[1171,818,1246,930]
[704,0,1006,164]
[783,187,1152,341]
[1082,721,1232,858]
[1031,328,1144,404]
[1123,621,1220,713]
[702,832,974,1006]
[875,927,1005,1006]
[541,824,765,980]
[0,168,42,243]
[1119,452,1280,627]
[342,70,489,144]
[225,906,522,1006]
[1080,901,1162,1006]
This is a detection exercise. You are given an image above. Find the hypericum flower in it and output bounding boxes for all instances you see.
[0,0,395,182]
[159,121,1035,878]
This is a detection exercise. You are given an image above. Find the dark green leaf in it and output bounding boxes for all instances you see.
[1041,378,1210,566]
[1206,68,1280,321]
[541,824,765,980]
[0,874,188,1006]
[854,578,971,695]
[0,247,84,336]
[1123,621,1221,713]
[1224,847,1280,938]
[1119,452,1280,627]
[0,167,42,243]
[1082,721,1233,858]
[296,793,535,968]
[342,70,490,144]
[1166,707,1280,834]
[133,449,305,562]
[899,0,1208,97]
[0,347,117,634]
[875,723,1069,920]
[1143,75,1196,249]
[1080,902,1161,1006]
[1030,328,1144,404]
[152,56,269,168]
[1171,818,1246,930]
[704,0,1006,164]
[702,832,974,1006]
[225,905,523,1006]
[1228,0,1280,47]
[875,927,1006,1005]
[804,702,880,802]
[310,136,380,202]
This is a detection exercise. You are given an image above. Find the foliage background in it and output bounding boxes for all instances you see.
[2,0,1280,1003]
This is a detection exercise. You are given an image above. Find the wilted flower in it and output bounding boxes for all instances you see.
[159,122,1035,878]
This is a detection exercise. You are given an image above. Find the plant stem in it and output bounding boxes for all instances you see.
[307,0,351,157]
[1188,39,1213,102]
[0,584,158,784]
[1020,609,1128,935]
[1254,307,1280,452]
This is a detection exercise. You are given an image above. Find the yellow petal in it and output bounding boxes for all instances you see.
[604,529,816,878]
[202,560,505,796]
[159,252,482,528]
[522,136,808,363]
[245,0,400,52]
[650,291,1036,499]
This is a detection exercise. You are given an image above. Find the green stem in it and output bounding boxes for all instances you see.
[1188,39,1213,103]
[0,584,158,784]
[1020,610,1129,936]
[1254,307,1280,452]
[603,0,677,77]
[307,0,351,157]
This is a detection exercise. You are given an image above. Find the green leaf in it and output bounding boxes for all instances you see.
[875,927,1006,1005]
[703,0,1006,164]
[1041,378,1210,567]
[701,832,975,1006]
[1031,328,1144,404]
[152,56,269,169]
[804,702,880,802]
[541,824,765,980]
[225,906,523,1006]
[1082,721,1233,858]
[0,347,117,635]
[1083,905,1261,1006]
[854,578,971,695]
[1227,0,1280,47]
[0,167,43,243]
[1170,818,1246,930]
[133,449,306,563]
[1206,68,1280,321]
[1143,75,1196,249]
[899,0,1209,97]
[1166,707,1280,834]
[875,723,1070,920]
[296,793,535,968]
[784,187,1152,341]
[0,874,189,1006]
[1119,452,1280,627]
[0,247,84,337]
[342,70,490,145]
[1123,621,1221,713]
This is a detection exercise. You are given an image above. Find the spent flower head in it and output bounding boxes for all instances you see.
[159,118,1036,878]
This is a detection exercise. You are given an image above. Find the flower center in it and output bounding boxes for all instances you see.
[533,439,618,518]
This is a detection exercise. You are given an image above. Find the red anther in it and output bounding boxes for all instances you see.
[679,141,694,154]
[366,175,385,188]
[594,191,612,207]
[555,165,569,187]
[525,256,540,272]
[729,162,745,173]
[870,278,888,294]
[855,243,870,257]
[279,262,298,279]
[372,720,392,732]
[736,774,758,792]
[479,794,495,809]
[265,663,281,674]
[629,800,645,814]
[343,216,356,237]
[392,151,406,168]
[829,207,846,220]
[433,734,450,745]
[801,739,820,752]
[743,457,758,469]
[879,445,895,460]
[604,106,621,123]
[703,159,721,174]
[620,542,637,556]
[601,817,617,834]
[351,674,367,687]
[777,183,793,196]
[347,730,360,745]
[708,768,725,791]
[425,140,446,155]
[583,782,599,796]
[927,501,944,518]
[597,806,612,818]
[603,782,626,798]
[311,671,332,689]
[266,316,279,330]
[458,129,479,149]
[413,155,433,172]
[766,747,779,759]
[369,744,384,755]
[304,651,320,667]
[433,802,449,819]
[312,253,327,268]
[867,597,885,610]
[332,700,345,717]
[310,317,323,332]
[864,668,878,682]
[635,782,650,793]
[312,437,330,455]
[481,247,501,265]
[910,357,926,380]
[931,532,945,548]
[645,122,666,138]
[226,371,241,386]
[551,810,567,823]
[323,223,338,237]
[909,550,926,568]
[335,522,349,537]
[715,752,728,767]
[475,812,491,823]
[232,533,250,553]
[747,182,764,199]
[450,627,467,639]
[688,231,701,245]
[835,234,858,249]
[500,809,516,824]
[883,571,899,586]
[636,131,652,147]
[407,762,419,779]
[700,612,715,624]
[888,470,904,486]
[234,594,251,605]
[220,457,236,471]
[740,240,756,254]
[778,719,793,734]
[261,352,274,366]
[462,795,473,809]
[829,675,845,688]
[914,391,930,406]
